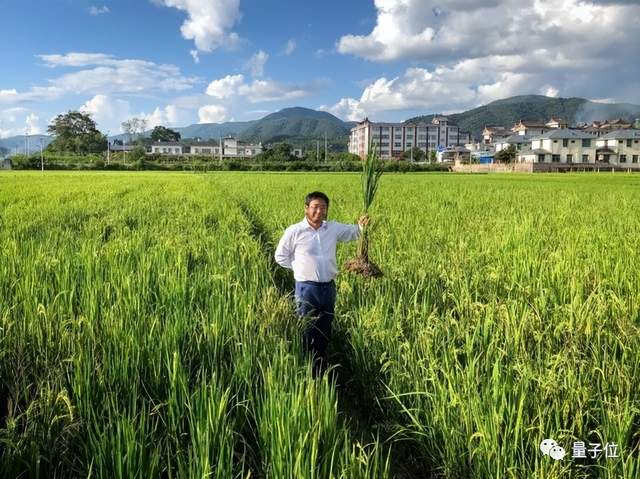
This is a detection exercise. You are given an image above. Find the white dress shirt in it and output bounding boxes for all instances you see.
[275,217,361,282]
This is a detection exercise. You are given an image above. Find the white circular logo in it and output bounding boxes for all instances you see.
[549,445,566,461]
[540,439,558,456]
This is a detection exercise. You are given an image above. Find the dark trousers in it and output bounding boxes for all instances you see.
[295,280,336,372]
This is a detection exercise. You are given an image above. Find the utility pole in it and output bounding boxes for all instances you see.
[324,134,327,163]
[316,140,320,163]
[106,131,110,165]
[39,139,44,172]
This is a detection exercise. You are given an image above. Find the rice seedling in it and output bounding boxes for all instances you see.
[344,147,384,278]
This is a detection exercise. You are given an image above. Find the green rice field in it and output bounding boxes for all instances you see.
[0,171,639,478]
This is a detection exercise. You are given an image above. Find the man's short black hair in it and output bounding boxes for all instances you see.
[305,191,330,207]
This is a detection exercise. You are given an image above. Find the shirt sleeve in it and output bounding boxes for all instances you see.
[336,222,361,242]
[274,227,295,269]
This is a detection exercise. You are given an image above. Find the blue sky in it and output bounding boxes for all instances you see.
[1,0,639,137]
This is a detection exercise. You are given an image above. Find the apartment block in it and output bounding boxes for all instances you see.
[349,116,470,159]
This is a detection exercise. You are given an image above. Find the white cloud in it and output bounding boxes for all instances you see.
[238,80,308,103]
[25,114,42,135]
[198,104,228,123]
[190,49,200,64]
[335,0,640,106]
[89,5,110,15]
[283,39,296,55]
[154,0,242,53]
[320,58,557,120]
[205,74,245,98]
[0,108,42,138]
[205,73,310,103]
[80,94,131,132]
[244,50,269,77]
[0,53,199,106]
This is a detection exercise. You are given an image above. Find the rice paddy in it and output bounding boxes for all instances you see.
[0,171,639,478]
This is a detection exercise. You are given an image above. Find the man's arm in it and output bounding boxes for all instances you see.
[336,216,369,242]
[274,227,294,268]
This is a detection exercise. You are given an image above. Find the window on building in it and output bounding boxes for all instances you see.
[406,142,413,147]
[538,154,545,163]
[627,139,632,147]
[567,154,573,163]
[554,140,558,144]
[582,139,591,147]
[552,154,560,162]
[619,140,624,144]
[633,155,638,163]
[620,154,627,163]
[562,139,568,147]
[582,154,589,163]
[394,142,402,148]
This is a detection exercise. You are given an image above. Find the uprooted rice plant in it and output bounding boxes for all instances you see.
[0,171,639,478]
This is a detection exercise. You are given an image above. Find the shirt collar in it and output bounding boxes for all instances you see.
[302,217,327,230]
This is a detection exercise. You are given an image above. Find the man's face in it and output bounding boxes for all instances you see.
[305,198,328,224]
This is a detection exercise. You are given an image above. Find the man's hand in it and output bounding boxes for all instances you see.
[358,214,370,228]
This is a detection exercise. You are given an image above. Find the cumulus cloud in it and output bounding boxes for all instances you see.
[320,58,564,121]
[153,0,242,53]
[0,108,42,138]
[205,74,245,98]
[337,0,635,63]
[0,53,199,106]
[238,80,308,103]
[80,94,131,132]
[198,104,228,123]
[190,50,200,64]
[244,50,269,77]
[89,5,110,15]
[335,0,640,109]
[205,74,310,103]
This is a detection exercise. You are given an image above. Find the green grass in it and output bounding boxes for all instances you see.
[0,171,638,478]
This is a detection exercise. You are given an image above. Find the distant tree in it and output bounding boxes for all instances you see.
[150,126,181,143]
[401,147,426,162]
[332,152,362,162]
[428,150,437,163]
[121,117,148,144]
[129,144,147,163]
[255,142,295,162]
[47,110,106,154]
[495,144,517,163]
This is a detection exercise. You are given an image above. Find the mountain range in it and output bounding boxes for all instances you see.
[2,97,640,155]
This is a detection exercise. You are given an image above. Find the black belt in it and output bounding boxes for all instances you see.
[297,280,335,286]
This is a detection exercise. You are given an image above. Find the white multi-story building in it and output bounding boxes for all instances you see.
[190,142,221,156]
[349,116,470,160]
[149,142,184,155]
[517,129,597,164]
[595,129,640,165]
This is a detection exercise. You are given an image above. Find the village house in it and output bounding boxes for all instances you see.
[595,129,640,165]
[517,129,597,164]
[495,134,531,152]
[482,126,510,145]
[511,120,550,137]
[149,142,184,155]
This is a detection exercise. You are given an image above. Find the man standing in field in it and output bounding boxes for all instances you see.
[275,191,368,376]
